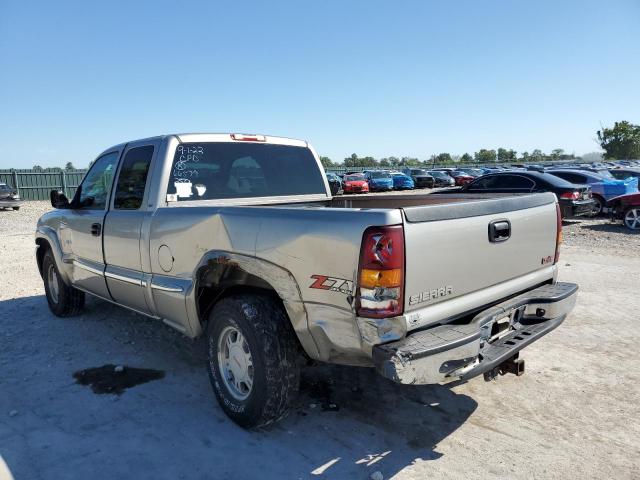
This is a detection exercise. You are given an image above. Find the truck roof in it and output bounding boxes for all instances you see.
[98,133,309,158]
[175,133,308,148]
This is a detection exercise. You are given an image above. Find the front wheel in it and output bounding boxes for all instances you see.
[206,294,301,428]
[623,207,640,230]
[12,206,20,211]
[42,250,85,317]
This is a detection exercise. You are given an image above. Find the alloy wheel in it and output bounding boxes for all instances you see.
[217,326,254,400]
[47,264,60,304]
[624,208,640,230]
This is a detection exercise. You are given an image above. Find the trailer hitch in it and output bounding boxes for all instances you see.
[483,354,525,381]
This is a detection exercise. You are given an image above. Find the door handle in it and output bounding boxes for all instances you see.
[90,223,102,236]
[488,219,510,243]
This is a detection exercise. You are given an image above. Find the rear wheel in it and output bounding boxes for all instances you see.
[623,207,640,230]
[206,294,301,428]
[590,196,604,217]
[42,250,85,317]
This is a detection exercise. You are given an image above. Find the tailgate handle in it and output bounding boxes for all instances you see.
[488,220,510,243]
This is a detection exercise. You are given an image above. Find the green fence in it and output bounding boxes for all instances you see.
[0,169,87,200]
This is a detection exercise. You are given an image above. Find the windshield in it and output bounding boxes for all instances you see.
[370,172,390,179]
[410,170,427,175]
[167,143,326,201]
[344,175,364,181]
[428,171,447,178]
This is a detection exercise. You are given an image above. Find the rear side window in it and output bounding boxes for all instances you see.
[167,143,326,201]
[469,175,500,189]
[114,146,154,209]
[553,172,586,184]
[501,175,535,189]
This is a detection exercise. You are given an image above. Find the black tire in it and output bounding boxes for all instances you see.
[590,196,604,217]
[12,206,20,211]
[206,294,301,428]
[42,250,85,317]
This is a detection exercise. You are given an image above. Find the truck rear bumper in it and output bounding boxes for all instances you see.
[372,282,578,385]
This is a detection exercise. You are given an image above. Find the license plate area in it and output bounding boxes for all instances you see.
[480,306,527,345]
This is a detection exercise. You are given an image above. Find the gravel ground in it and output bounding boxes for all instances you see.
[1,202,639,480]
[563,216,640,254]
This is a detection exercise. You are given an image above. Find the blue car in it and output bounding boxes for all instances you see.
[364,171,394,191]
[548,169,639,215]
[390,172,415,190]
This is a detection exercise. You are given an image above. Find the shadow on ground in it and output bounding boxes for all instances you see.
[580,222,639,234]
[0,294,477,479]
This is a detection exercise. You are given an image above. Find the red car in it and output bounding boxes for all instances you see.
[609,193,640,230]
[450,170,474,186]
[342,174,369,194]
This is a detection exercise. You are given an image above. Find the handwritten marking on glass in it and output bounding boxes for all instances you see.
[173,145,204,179]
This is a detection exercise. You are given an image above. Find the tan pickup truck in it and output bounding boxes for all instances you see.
[36,133,578,427]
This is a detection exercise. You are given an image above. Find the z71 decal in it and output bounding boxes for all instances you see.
[309,275,354,295]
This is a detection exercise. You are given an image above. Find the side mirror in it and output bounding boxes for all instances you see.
[50,190,70,209]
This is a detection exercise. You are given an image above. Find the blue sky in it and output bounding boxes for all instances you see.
[1,0,639,168]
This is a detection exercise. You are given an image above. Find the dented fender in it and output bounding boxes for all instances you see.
[188,250,321,360]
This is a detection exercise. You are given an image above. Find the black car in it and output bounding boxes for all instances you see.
[453,171,595,218]
[325,172,343,195]
[427,170,455,187]
[0,182,22,210]
[404,168,434,188]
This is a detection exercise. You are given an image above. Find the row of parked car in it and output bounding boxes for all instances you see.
[325,160,640,230]
[325,168,463,195]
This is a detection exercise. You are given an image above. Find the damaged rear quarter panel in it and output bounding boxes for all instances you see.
[148,205,401,363]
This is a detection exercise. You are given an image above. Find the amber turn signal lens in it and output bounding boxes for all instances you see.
[360,268,402,289]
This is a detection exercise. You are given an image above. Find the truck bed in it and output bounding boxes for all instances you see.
[329,191,549,213]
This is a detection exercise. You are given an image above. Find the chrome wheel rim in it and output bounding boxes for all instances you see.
[47,264,59,304]
[217,326,254,400]
[591,198,602,216]
[624,208,640,230]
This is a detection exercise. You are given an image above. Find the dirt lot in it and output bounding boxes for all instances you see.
[1,202,639,480]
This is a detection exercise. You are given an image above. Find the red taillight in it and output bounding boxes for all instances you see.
[230,133,266,142]
[559,191,580,200]
[554,202,563,263]
[357,225,405,318]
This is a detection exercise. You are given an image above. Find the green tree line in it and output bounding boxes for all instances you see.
[320,120,640,168]
[320,148,576,168]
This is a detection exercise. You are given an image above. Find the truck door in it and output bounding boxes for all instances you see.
[103,141,158,316]
[65,150,121,299]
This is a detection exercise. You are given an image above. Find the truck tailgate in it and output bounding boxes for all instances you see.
[402,193,558,318]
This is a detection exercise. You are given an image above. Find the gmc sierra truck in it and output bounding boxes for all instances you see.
[36,133,578,427]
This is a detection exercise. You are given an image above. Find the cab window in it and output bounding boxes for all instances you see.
[76,152,119,209]
[114,146,154,209]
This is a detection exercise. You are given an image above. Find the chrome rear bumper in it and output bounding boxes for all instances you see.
[372,282,578,385]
